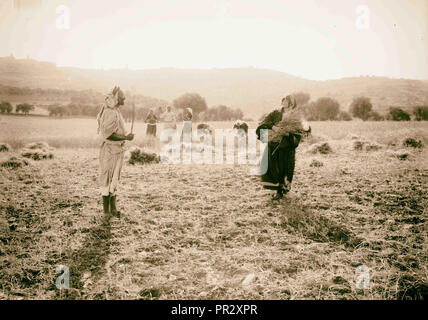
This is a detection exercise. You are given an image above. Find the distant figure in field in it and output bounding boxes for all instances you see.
[97,86,134,217]
[145,109,158,136]
[161,106,177,130]
[256,95,310,200]
[182,107,193,135]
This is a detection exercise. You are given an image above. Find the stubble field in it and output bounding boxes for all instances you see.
[0,115,427,300]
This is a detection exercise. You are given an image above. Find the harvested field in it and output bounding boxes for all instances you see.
[0,117,427,300]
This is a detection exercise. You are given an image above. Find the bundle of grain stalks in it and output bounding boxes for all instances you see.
[353,140,366,151]
[387,149,410,161]
[365,143,383,151]
[25,142,51,150]
[0,142,11,152]
[0,154,29,168]
[309,142,333,155]
[268,118,310,143]
[403,138,423,149]
[353,140,383,152]
[127,146,160,165]
[310,159,324,167]
[21,142,54,160]
[257,107,311,143]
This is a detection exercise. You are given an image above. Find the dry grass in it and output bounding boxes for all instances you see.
[0,116,427,300]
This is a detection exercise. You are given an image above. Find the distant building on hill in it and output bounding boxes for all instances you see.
[0,55,56,74]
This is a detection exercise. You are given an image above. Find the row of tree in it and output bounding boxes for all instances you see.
[172,92,246,121]
[0,102,34,115]
[348,97,428,121]
[3,89,428,122]
[2,91,244,122]
[48,104,154,122]
[44,92,208,120]
[290,92,428,121]
[200,105,244,121]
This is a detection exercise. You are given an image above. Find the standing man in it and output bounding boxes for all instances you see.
[161,105,177,130]
[182,107,193,135]
[97,86,134,217]
[145,109,158,136]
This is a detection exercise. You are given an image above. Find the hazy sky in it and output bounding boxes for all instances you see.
[0,0,427,80]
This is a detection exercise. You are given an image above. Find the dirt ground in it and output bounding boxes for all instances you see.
[0,120,427,300]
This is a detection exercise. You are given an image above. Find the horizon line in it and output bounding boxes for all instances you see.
[1,55,427,82]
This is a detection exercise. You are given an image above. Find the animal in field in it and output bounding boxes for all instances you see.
[233,120,249,134]
[196,123,213,135]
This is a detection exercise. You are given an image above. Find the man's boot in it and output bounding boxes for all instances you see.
[102,196,110,214]
[110,195,120,218]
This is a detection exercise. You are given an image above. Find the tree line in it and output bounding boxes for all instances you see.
[289,92,428,121]
[171,92,246,121]
[0,102,34,115]
[2,86,427,121]
[44,92,245,122]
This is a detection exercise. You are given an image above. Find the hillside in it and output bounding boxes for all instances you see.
[0,56,427,118]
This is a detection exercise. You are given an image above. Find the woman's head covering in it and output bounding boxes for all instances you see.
[281,95,297,112]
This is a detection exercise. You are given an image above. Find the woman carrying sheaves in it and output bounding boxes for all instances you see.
[256,95,311,200]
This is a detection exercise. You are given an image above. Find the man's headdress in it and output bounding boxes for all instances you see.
[97,86,122,133]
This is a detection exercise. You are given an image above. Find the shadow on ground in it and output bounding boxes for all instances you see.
[277,197,362,248]
[57,214,112,299]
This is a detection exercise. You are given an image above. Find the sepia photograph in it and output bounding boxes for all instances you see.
[0,0,427,303]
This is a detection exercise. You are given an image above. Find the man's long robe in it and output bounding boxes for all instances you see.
[98,105,126,196]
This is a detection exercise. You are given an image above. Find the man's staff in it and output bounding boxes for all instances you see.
[130,87,136,134]
[131,101,135,134]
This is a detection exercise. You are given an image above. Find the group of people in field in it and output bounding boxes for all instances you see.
[96,86,310,216]
[144,105,193,137]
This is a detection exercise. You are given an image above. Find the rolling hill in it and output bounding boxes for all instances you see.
[0,56,427,118]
